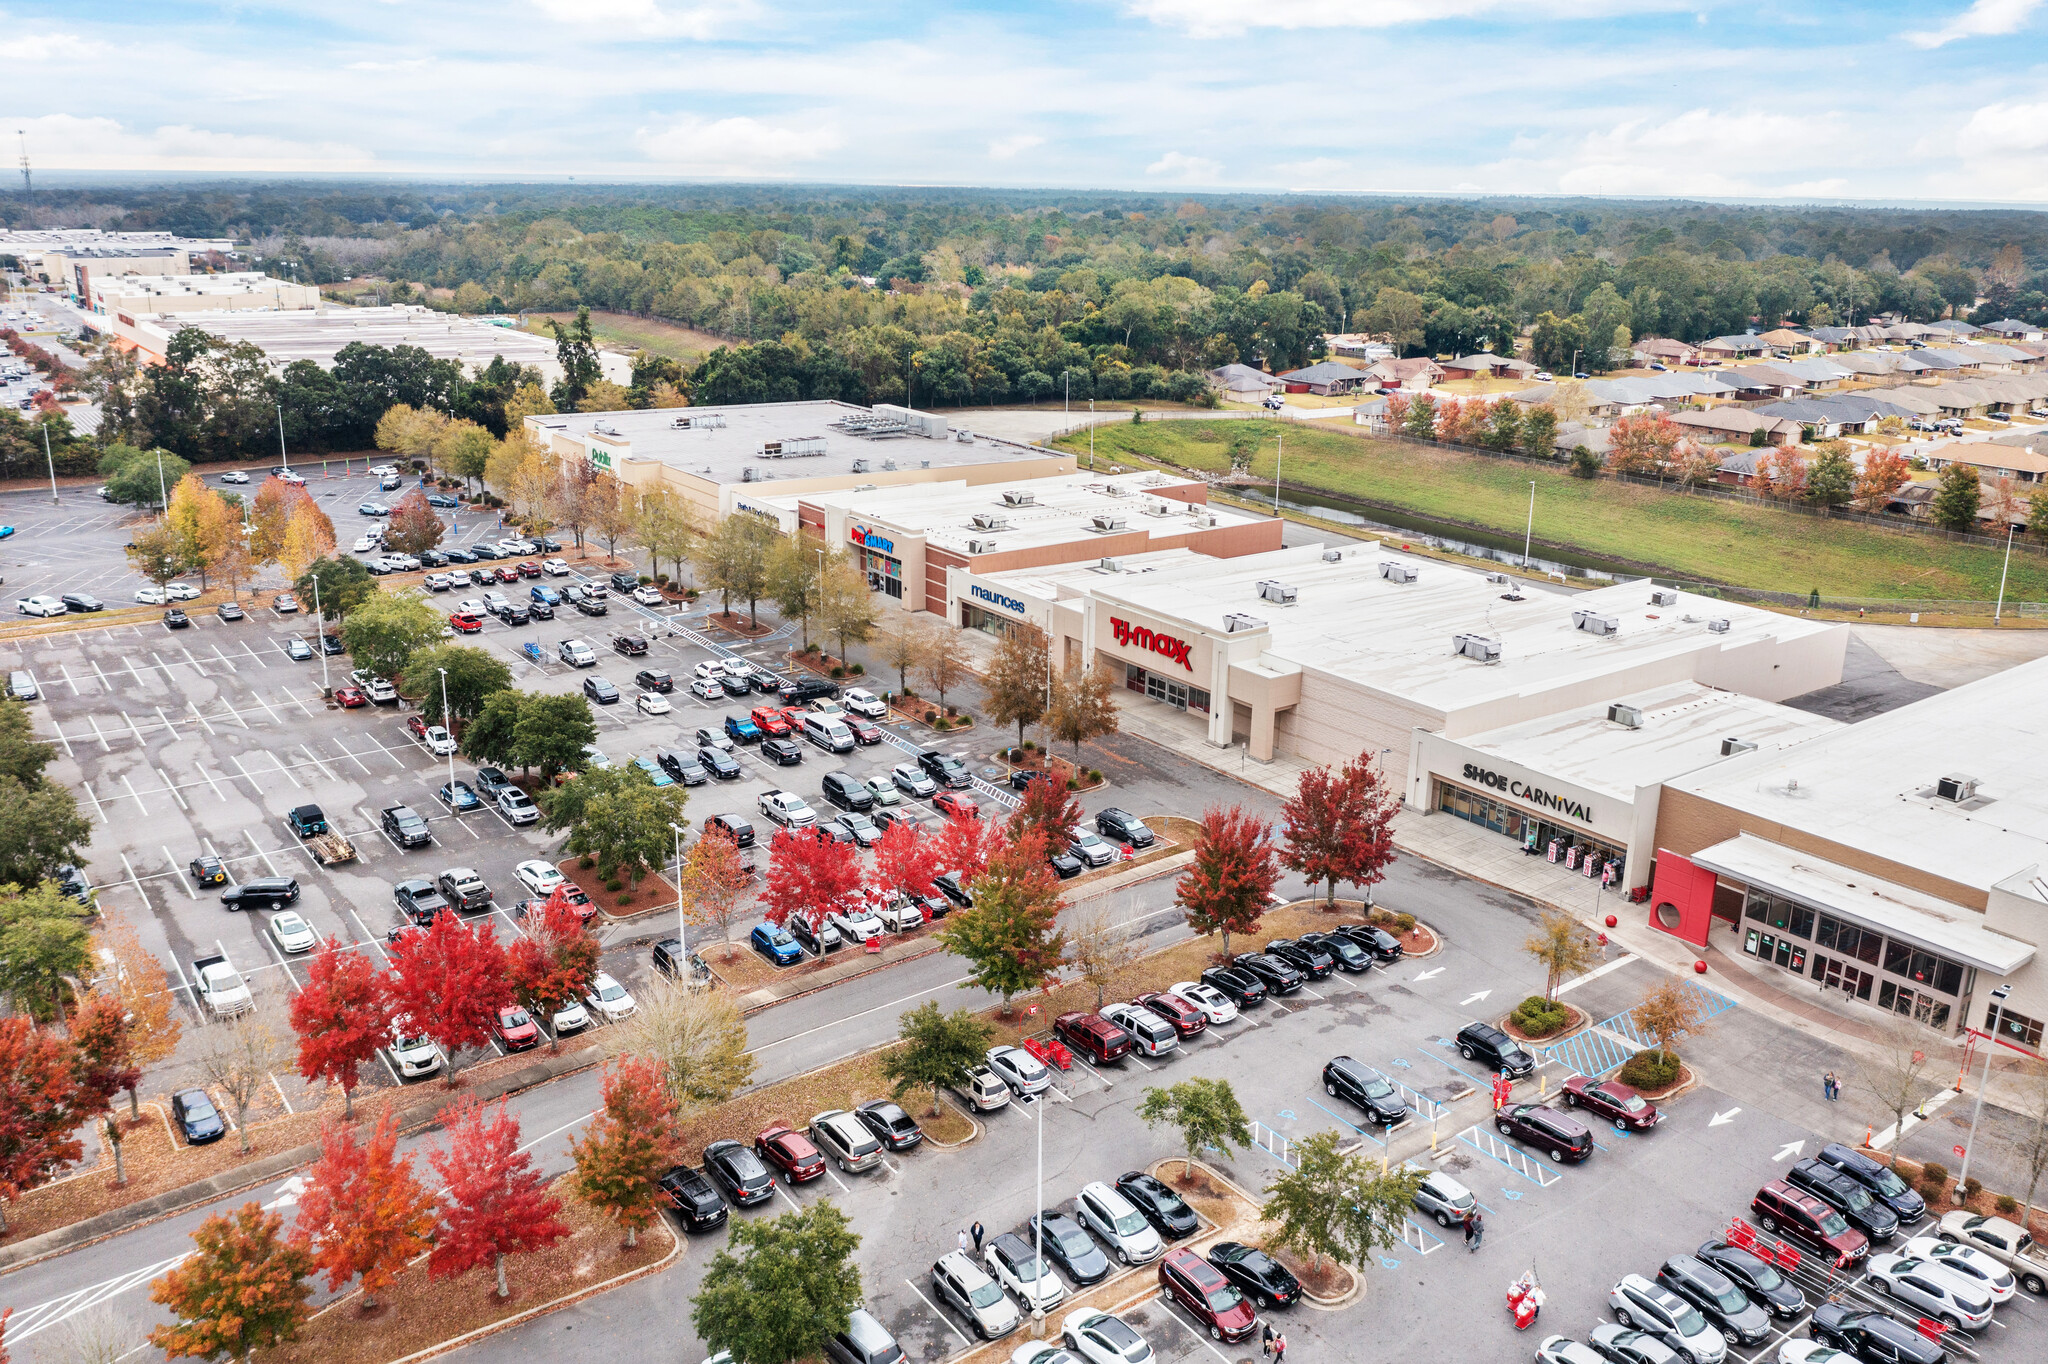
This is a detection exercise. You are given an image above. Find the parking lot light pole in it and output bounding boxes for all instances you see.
[41,421,56,504]
[155,448,168,508]
[1032,1088,1045,1322]
[671,822,686,951]
[1955,984,2011,1203]
[311,574,330,694]
[438,668,455,790]
[275,403,288,472]
[1524,481,1536,569]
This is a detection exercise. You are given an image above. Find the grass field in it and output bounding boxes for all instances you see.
[1056,419,2048,603]
[518,309,729,363]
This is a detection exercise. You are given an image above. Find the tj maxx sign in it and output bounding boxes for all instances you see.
[1110,616,1194,672]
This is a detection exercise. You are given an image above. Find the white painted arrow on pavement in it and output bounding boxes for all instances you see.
[262,1174,308,1211]
[1708,1108,1742,1127]
[1414,967,1444,981]
[1773,1140,1806,1162]
[1459,990,1492,1005]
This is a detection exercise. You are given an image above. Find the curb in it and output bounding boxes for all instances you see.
[0,1045,603,1274]
[921,1092,984,1149]
[736,941,950,1016]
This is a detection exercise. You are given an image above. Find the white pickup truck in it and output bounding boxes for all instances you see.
[191,950,254,1020]
[1938,1210,2048,1296]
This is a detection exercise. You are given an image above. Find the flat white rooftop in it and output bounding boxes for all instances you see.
[1453,682,1841,804]
[169,304,564,371]
[1672,653,2048,901]
[982,547,1215,602]
[791,470,1258,555]
[97,272,300,301]
[0,229,233,250]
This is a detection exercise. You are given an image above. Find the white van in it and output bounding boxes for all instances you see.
[802,714,855,753]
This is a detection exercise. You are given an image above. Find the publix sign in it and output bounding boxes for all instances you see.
[850,524,895,555]
[970,584,1027,616]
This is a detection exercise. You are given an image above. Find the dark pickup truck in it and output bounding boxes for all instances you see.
[381,804,432,849]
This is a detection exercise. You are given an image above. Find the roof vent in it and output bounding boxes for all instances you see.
[850,458,869,474]
[1607,702,1643,728]
[1486,572,1510,584]
[1258,580,1298,605]
[1721,737,1757,756]
[954,429,973,443]
[1324,549,1343,562]
[1001,489,1036,507]
[1453,633,1501,663]
[1650,589,1679,606]
[970,512,1010,531]
[1706,617,1731,634]
[739,467,755,483]
[1379,561,1417,584]
[1937,773,1980,803]
[1089,514,1127,533]
[1142,498,1175,517]
[1097,557,1122,572]
[881,459,898,471]
[1573,609,1619,636]
[1224,613,1268,633]
[965,538,998,555]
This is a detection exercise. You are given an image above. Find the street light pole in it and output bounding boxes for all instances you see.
[1524,480,1536,569]
[1273,431,1284,512]
[276,403,289,472]
[1088,398,1094,470]
[1032,1091,1045,1322]
[1955,985,2012,1203]
[155,448,168,508]
[671,822,687,952]
[1994,523,2015,625]
[438,668,455,790]
[312,573,329,693]
[41,420,56,504]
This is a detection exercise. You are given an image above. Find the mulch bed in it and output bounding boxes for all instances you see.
[557,858,678,919]
[893,695,972,730]
[1501,1001,1587,1043]
[1893,1155,2048,1238]
[1270,1243,1355,1301]
[260,1177,671,1364]
[706,611,775,637]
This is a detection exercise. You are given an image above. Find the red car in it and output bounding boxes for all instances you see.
[517,560,542,578]
[517,889,595,925]
[333,685,368,708]
[1561,1074,1661,1132]
[449,612,483,633]
[846,717,882,745]
[1160,1247,1257,1342]
[406,715,430,741]
[933,791,979,820]
[1053,1011,1132,1064]
[749,706,791,736]
[1134,991,1208,1038]
[778,706,809,731]
[494,1005,540,1051]
[493,565,520,584]
[754,1123,826,1183]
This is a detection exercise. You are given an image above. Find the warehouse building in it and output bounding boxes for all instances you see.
[87,272,321,321]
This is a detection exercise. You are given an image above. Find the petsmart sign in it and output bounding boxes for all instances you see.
[850,524,895,555]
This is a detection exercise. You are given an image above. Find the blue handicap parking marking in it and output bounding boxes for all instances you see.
[1379,1255,1402,1270]
[1391,1058,1412,1069]
[1501,1188,1523,1201]
[1279,1109,1297,1121]
[1611,1128,1631,1139]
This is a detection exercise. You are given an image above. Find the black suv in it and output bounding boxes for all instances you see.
[657,1163,728,1231]
[1095,808,1154,847]
[1814,1142,1927,1223]
[1198,964,1265,1007]
[778,677,840,704]
[1300,931,1371,972]
[821,772,874,811]
[1336,922,1404,962]
[1657,1254,1773,1346]
[1785,1158,1899,1243]
[1231,952,1303,995]
[611,571,640,593]
[1493,1102,1593,1162]
[1455,1021,1534,1078]
[1693,1239,1806,1318]
[1264,937,1334,979]
[917,749,972,789]
[1322,1056,1408,1126]
[703,813,755,847]
[1810,1304,1946,1364]
[635,668,673,693]
[222,876,300,910]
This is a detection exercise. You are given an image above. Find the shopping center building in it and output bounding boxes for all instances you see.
[1647,657,2048,1041]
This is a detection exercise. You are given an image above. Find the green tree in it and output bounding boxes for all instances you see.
[697,511,777,627]
[538,763,690,880]
[1259,1131,1425,1273]
[461,689,527,769]
[0,697,57,786]
[938,842,1065,1012]
[401,644,513,726]
[768,531,828,649]
[2029,489,2048,543]
[99,444,188,509]
[513,693,599,784]
[983,623,1049,748]
[880,1002,992,1116]
[1523,909,1599,1002]
[0,881,93,1015]
[1520,404,1559,457]
[1569,445,1603,479]
[1806,441,1855,510]
[434,419,496,491]
[1401,393,1438,438]
[548,306,603,410]
[124,519,189,589]
[292,556,376,621]
[817,557,878,664]
[339,591,446,682]
[693,1202,864,1364]
[1136,1077,1254,1183]
[1930,462,1983,532]
[149,1202,313,1364]
[0,780,91,892]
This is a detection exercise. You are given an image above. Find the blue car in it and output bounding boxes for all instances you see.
[0,526,13,539]
[427,493,460,508]
[724,715,762,744]
[531,585,560,607]
[750,922,803,966]
[437,780,483,812]
[632,755,674,787]
[171,1088,225,1144]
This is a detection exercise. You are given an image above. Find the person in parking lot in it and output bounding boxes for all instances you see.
[1271,1332,1286,1363]
[957,1228,970,1254]
[1465,1209,1483,1252]
[971,1220,984,1252]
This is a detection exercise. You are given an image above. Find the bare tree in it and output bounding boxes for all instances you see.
[883,615,931,696]
[1523,910,1600,1002]
[917,622,972,711]
[192,1006,289,1155]
[1065,900,1144,1007]
[1851,1015,1938,1163]
[587,471,639,565]
[600,976,756,1116]
[1047,660,1120,761]
[43,1304,136,1364]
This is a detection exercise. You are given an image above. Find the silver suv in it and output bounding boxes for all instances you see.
[1407,1164,1477,1228]
[1075,1181,1163,1265]
[1609,1273,1727,1364]
[809,1109,883,1173]
[930,1250,1021,1340]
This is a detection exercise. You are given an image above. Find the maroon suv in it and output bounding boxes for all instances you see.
[1053,1012,1133,1064]
[1752,1180,1869,1267]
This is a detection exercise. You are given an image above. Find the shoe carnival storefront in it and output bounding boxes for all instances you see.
[1412,733,1633,886]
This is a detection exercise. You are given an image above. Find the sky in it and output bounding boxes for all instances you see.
[5,0,2048,202]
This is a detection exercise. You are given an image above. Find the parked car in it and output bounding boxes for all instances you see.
[758,790,817,827]
[584,972,636,1022]
[657,1163,728,1230]
[787,914,840,956]
[822,771,875,811]
[1693,1239,1807,1318]
[170,1088,227,1144]
[1068,830,1117,866]
[985,1044,1054,1097]
[931,1250,1022,1340]
[1166,981,1239,1024]
[493,1005,541,1052]
[1786,1157,1900,1243]
[1100,1002,1178,1058]
[1115,1171,1198,1240]
[754,1123,827,1184]
[1335,922,1405,962]
[1808,1303,1947,1364]
[1409,1165,1478,1228]
[986,1233,1064,1314]
[1133,991,1208,1037]
[1208,1241,1299,1309]
[1864,1252,1992,1331]
[892,763,939,797]
[702,1139,775,1206]
[762,736,805,765]
[1751,1180,1869,1267]
[1583,1324,1679,1364]
[963,1067,1012,1112]
[1322,1056,1409,1126]
[223,876,301,911]
[1230,952,1302,995]
[1158,1247,1256,1342]
[1607,1273,1726,1364]
[1455,1020,1534,1077]
[1897,1234,2016,1303]
[855,1099,924,1151]
[1494,1102,1594,1163]
[1052,1012,1133,1064]
[1656,1254,1772,1347]
[809,1109,884,1173]
[1195,966,1264,1009]
[1263,937,1334,979]
[700,746,742,779]
[582,675,620,705]
[1031,1211,1111,1285]
[1815,1142,1927,1222]
[1561,1074,1662,1132]
[1095,808,1154,847]
[823,1311,906,1364]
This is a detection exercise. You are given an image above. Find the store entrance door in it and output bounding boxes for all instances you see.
[1145,673,1190,710]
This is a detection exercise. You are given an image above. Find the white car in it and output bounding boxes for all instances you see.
[1866,1252,1994,1330]
[1775,1342,1845,1364]
[421,725,457,755]
[352,535,381,553]
[15,595,66,617]
[1167,981,1239,1025]
[1898,1234,2016,1303]
[134,584,169,605]
[633,585,664,606]
[367,464,398,477]
[841,688,887,719]
[986,1234,1064,1313]
[719,657,753,678]
[165,582,200,601]
[892,763,938,797]
[219,470,250,484]
[1609,1274,1725,1364]
[268,911,318,954]
[827,905,885,944]
[558,639,597,667]
[542,558,570,576]
[692,660,724,681]
[759,790,817,828]
[455,598,487,617]
[497,538,536,555]
[636,691,671,715]
[275,471,306,485]
[515,859,566,897]
[584,971,637,1022]
[690,677,722,700]
[550,997,590,1035]
[388,1018,442,1078]
[580,744,611,769]
[808,697,845,717]
[498,788,539,825]
[1061,1310,1152,1364]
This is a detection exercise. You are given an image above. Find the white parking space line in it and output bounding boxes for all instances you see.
[153,705,179,738]
[119,773,149,815]
[329,736,372,773]
[299,745,337,782]
[210,644,239,674]
[155,766,190,811]
[89,657,110,688]
[238,641,268,669]
[251,691,281,724]
[228,754,265,793]
[243,830,286,877]
[281,687,315,717]
[1156,1301,1237,1364]
[187,700,217,736]
[163,847,197,899]
[77,779,106,822]
[57,662,79,694]
[902,1281,970,1346]
[268,751,303,789]
[195,765,227,802]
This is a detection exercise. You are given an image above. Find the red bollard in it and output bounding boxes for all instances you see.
[1604,914,1617,928]
[1693,960,1707,974]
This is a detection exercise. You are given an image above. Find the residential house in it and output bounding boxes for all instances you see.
[1983,319,2044,342]
[1440,353,1539,381]
[1206,363,1285,400]
[1276,361,1376,396]
[1696,333,1771,361]
[1670,408,1801,448]
[1882,322,1937,342]
[1368,356,1446,391]
[1772,357,1856,391]
[1713,364,1808,400]
[1925,443,2048,485]
[1715,448,1766,487]
[1351,395,1392,433]
[1804,326,1862,351]
[1758,328,1818,355]
[1632,337,1698,366]
[1928,319,1983,339]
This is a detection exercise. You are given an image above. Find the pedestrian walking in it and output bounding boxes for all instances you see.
[971,1220,985,1252]
[1823,1071,1838,1101]
[957,1228,970,1254]
[1466,1211,1484,1252]
[1272,1332,1287,1363]
[1261,1324,1275,1359]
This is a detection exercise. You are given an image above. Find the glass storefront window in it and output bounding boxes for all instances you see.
[1990,1005,2044,1050]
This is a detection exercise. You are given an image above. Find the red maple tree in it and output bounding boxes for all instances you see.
[569,1056,680,1248]
[506,898,600,1053]
[0,1016,83,1233]
[150,1203,313,1361]
[761,827,862,927]
[933,809,1006,884]
[1278,750,1400,909]
[386,914,511,1087]
[1006,774,1083,851]
[68,992,142,1121]
[871,816,941,900]
[1174,805,1282,960]
[427,1097,570,1299]
[288,940,389,1116]
[293,1110,435,1309]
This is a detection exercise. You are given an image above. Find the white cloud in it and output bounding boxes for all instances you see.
[1959,99,2048,153]
[1557,107,1864,196]
[633,115,841,175]
[1903,0,2040,49]
[526,0,754,39]
[11,113,374,171]
[1121,0,1637,38]
[10,30,103,61]
[1144,150,1222,181]
[987,134,1044,160]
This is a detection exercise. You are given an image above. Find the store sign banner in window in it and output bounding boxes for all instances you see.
[1110,616,1194,671]
[850,524,895,554]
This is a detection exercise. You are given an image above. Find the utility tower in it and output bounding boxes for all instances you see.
[16,130,28,197]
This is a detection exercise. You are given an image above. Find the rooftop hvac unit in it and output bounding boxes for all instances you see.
[881,459,898,471]
[1707,618,1731,634]
[1379,562,1418,584]
[851,458,869,474]
[1090,514,1127,533]
[592,421,622,436]
[1142,499,1174,517]
[1453,633,1501,662]
[1098,557,1122,572]
[965,538,998,554]
[1224,613,1268,633]
[1325,548,1345,562]
[955,429,973,443]
[1486,572,1510,584]
[1258,580,1298,604]
[1001,489,1037,507]
[1937,773,1980,803]
[1607,702,1644,728]
[970,512,1010,531]
[1721,737,1757,756]
[739,467,756,483]
[1573,609,1619,636]
[760,436,827,459]
[1650,589,1680,607]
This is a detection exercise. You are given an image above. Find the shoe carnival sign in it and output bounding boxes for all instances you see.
[1461,763,1593,824]
[1110,616,1193,671]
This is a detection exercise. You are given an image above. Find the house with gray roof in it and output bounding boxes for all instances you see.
[1696,333,1771,360]
[1928,319,1982,338]
[1206,363,1285,399]
[1983,319,2044,341]
[1440,353,1538,381]
[1277,361,1375,395]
